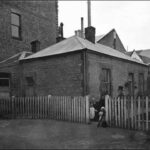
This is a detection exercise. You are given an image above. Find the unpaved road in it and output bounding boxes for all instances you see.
[0,119,149,149]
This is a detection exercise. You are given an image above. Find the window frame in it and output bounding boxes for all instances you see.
[128,73,134,96]
[25,76,34,87]
[138,73,144,95]
[0,78,10,87]
[11,12,22,40]
[101,68,111,96]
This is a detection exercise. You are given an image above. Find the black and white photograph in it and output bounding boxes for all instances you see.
[0,0,150,149]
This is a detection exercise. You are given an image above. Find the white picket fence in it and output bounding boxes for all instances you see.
[105,95,150,131]
[0,96,90,124]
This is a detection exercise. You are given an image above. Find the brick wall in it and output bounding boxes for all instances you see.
[0,0,58,61]
[20,52,84,96]
[87,52,148,100]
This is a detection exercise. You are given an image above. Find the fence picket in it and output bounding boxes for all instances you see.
[108,97,112,127]
[146,96,149,131]
[124,97,127,128]
[131,97,134,129]
[0,96,90,124]
[118,97,121,127]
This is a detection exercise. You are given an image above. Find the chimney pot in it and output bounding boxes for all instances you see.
[85,26,95,43]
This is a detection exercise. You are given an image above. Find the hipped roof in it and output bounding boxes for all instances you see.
[21,35,146,65]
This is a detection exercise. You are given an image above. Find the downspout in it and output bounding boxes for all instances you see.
[83,49,88,96]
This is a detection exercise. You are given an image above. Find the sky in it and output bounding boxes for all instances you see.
[58,1,150,51]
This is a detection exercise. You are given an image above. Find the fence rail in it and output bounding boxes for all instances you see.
[105,95,150,131]
[0,96,90,124]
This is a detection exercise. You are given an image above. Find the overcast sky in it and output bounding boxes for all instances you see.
[58,1,150,51]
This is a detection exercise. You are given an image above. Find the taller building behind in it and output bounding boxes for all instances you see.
[0,0,58,61]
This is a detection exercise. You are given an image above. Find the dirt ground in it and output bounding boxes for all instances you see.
[0,119,149,149]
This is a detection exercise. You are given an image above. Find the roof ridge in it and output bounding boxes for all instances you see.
[75,36,87,49]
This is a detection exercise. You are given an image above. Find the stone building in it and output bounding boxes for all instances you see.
[0,0,58,61]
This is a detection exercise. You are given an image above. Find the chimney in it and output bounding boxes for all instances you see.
[56,22,65,43]
[85,0,95,43]
[60,22,64,38]
[85,26,95,43]
[81,17,84,38]
[87,0,91,27]
[31,40,40,53]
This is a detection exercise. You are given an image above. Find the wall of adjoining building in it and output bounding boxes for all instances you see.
[87,51,148,101]
[0,62,22,97]
[97,30,126,53]
[0,0,58,61]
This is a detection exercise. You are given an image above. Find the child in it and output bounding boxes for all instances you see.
[90,102,97,121]
[97,106,107,127]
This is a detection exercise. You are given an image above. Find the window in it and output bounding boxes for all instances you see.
[0,73,10,87]
[139,73,144,95]
[128,73,134,96]
[31,40,40,53]
[11,12,21,39]
[101,68,111,96]
[26,76,34,86]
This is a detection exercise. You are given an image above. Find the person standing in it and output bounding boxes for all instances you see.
[90,102,97,121]
[97,106,107,127]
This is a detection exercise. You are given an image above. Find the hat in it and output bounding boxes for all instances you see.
[101,107,105,110]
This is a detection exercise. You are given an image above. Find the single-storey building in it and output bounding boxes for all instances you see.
[0,27,148,102]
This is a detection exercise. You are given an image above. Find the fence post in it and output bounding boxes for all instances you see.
[146,96,149,131]
[12,96,15,119]
[124,96,127,128]
[118,97,121,127]
[85,95,90,124]
[105,95,109,125]
[131,96,134,129]
[138,96,141,130]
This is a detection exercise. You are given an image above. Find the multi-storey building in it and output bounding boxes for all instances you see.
[0,0,58,61]
[0,0,58,98]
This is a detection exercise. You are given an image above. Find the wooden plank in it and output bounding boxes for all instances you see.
[105,95,109,125]
[81,97,84,123]
[118,97,121,127]
[53,96,55,119]
[59,97,61,120]
[138,96,141,130]
[85,96,90,124]
[108,97,112,127]
[47,96,50,119]
[146,96,149,131]
[141,97,144,130]
[121,97,124,128]
[37,96,39,119]
[114,97,117,127]
[112,98,115,127]
[33,97,36,119]
[131,97,134,129]
[124,97,127,128]
[62,96,65,121]
[64,96,67,121]
[134,99,137,130]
